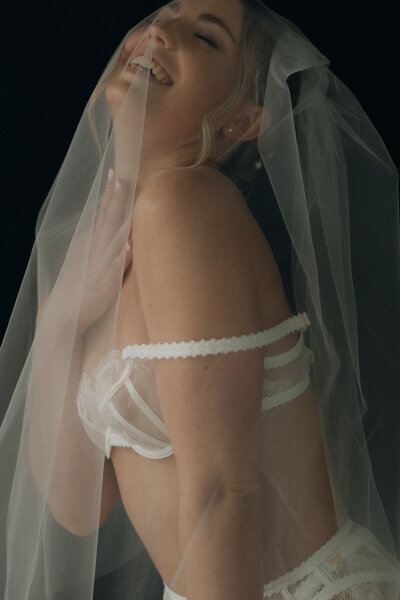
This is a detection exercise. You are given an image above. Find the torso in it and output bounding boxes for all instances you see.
[81,166,335,593]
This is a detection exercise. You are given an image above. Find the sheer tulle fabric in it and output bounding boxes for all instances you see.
[165,519,400,599]
[0,1,399,599]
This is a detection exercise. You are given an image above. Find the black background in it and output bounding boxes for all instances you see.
[0,2,399,596]
[1,0,398,337]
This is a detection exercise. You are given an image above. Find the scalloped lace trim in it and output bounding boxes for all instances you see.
[164,567,400,600]
[310,571,400,600]
[262,521,354,597]
[122,313,310,361]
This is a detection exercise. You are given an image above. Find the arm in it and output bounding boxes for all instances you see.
[30,174,131,534]
[31,296,120,534]
[133,170,285,600]
[30,306,96,534]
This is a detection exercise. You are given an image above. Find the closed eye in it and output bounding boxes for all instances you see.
[195,34,219,49]
[142,16,219,50]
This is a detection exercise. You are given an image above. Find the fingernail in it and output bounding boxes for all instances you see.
[125,242,131,252]
[115,180,121,191]
[108,168,114,180]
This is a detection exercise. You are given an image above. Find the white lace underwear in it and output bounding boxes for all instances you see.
[163,520,400,600]
[77,313,313,459]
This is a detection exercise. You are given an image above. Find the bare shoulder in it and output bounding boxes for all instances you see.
[132,165,275,269]
[133,166,266,288]
[133,166,248,235]
[132,166,290,340]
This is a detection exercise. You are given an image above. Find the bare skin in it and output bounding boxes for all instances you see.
[78,0,337,596]
[30,9,335,594]
[81,166,336,596]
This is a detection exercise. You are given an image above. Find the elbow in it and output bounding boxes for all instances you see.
[178,469,262,521]
[177,472,262,554]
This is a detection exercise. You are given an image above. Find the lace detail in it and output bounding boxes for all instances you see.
[162,522,400,600]
[77,352,173,460]
[262,375,311,411]
[122,313,310,361]
[262,520,400,600]
[263,521,354,597]
[311,572,400,600]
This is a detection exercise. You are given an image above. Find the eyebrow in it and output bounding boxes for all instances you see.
[167,1,237,45]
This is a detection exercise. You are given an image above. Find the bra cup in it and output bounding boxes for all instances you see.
[77,314,314,459]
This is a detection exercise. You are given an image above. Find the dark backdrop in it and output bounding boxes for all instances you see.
[1,0,398,338]
[1,1,398,598]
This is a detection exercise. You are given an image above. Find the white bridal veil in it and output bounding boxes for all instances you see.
[0,0,399,599]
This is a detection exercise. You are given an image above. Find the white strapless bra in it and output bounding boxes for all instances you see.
[77,313,313,459]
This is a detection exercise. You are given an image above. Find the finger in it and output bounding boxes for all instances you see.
[105,245,133,293]
[98,178,132,249]
[101,221,131,270]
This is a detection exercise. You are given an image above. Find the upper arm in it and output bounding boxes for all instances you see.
[133,169,264,341]
[132,170,281,493]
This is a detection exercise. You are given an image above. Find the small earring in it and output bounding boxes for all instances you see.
[228,128,233,133]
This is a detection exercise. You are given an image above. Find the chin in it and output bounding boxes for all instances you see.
[105,79,129,116]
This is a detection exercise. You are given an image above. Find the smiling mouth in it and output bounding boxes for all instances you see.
[128,56,173,86]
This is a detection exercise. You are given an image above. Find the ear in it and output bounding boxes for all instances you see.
[223,104,269,142]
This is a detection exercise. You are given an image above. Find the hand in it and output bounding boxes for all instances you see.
[50,170,133,334]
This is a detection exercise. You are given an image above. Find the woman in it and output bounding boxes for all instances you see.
[0,0,399,599]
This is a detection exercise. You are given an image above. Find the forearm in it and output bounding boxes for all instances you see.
[29,313,85,476]
[30,295,99,533]
[179,488,264,600]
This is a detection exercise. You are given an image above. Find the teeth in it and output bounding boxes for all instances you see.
[130,55,153,69]
[128,56,172,85]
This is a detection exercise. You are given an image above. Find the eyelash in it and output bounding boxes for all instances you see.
[195,34,219,49]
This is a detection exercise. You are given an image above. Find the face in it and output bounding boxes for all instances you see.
[106,0,245,170]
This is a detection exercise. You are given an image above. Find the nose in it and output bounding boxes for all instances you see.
[146,20,177,49]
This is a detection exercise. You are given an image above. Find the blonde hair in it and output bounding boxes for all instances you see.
[186,3,271,197]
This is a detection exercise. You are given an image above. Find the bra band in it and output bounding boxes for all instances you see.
[122,313,310,361]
